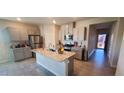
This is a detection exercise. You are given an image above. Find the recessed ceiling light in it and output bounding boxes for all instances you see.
[17,17,21,21]
[52,20,56,24]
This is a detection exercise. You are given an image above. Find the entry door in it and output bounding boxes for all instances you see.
[97,34,107,49]
[0,28,14,63]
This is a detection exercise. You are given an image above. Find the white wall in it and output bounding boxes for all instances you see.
[115,18,124,75]
[116,37,124,75]
[40,24,60,49]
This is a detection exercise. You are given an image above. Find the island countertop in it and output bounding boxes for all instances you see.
[32,48,75,62]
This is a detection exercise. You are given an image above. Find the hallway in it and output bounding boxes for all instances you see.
[74,49,116,76]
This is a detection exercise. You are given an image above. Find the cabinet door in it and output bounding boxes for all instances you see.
[65,25,69,35]
[73,28,78,41]
[78,27,84,41]
[8,28,20,41]
[20,29,28,40]
[60,26,65,43]
[27,28,40,35]
[27,29,34,35]
[23,47,32,58]
[13,48,24,61]
[35,30,40,35]
[68,23,73,35]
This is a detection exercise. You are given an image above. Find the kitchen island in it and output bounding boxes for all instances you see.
[32,48,75,76]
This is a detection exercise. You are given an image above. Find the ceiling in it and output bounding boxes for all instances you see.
[0,17,93,25]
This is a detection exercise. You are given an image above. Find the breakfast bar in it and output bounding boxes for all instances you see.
[32,48,75,76]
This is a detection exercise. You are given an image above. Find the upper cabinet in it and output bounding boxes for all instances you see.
[78,27,84,41]
[73,28,78,41]
[60,22,89,43]
[20,28,28,40]
[60,25,65,43]
[8,27,40,41]
[27,28,40,35]
[8,27,21,41]
[68,23,73,35]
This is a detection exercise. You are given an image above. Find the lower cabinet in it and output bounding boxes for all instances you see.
[71,47,83,60]
[13,47,32,61]
[23,47,32,58]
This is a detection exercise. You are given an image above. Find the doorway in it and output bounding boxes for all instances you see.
[97,34,107,49]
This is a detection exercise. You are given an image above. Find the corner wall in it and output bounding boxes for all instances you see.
[115,18,124,75]
[88,25,97,57]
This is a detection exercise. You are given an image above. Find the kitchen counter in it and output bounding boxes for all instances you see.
[32,48,75,76]
[32,48,75,62]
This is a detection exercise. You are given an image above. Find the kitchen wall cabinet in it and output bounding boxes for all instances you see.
[27,28,40,35]
[64,24,73,35]
[8,27,21,41]
[65,25,69,35]
[20,29,28,40]
[42,24,60,48]
[78,27,84,41]
[60,23,86,46]
[68,23,73,35]
[60,25,65,43]
[73,28,78,41]
[8,27,40,41]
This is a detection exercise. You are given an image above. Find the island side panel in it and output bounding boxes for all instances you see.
[67,56,74,75]
[36,53,67,76]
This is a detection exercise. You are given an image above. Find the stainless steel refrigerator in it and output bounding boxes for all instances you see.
[28,35,43,57]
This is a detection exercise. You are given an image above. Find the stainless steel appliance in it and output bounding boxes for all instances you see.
[28,35,43,57]
[28,35,43,49]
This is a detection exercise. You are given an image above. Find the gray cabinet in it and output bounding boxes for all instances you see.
[20,29,28,40]
[8,27,40,41]
[8,27,21,41]
[78,27,84,41]
[13,47,32,61]
[71,47,83,60]
[13,48,24,61]
[27,28,40,35]
[23,47,32,58]
[73,28,78,41]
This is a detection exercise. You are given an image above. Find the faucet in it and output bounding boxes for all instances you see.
[48,43,52,50]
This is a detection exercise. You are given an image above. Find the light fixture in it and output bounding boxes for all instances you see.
[16,17,21,21]
[52,19,56,24]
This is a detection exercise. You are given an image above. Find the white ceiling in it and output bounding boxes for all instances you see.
[0,17,93,25]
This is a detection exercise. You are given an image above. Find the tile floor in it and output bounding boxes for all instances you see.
[0,49,116,76]
[0,58,54,76]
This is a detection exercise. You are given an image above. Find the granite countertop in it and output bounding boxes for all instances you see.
[32,48,75,62]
